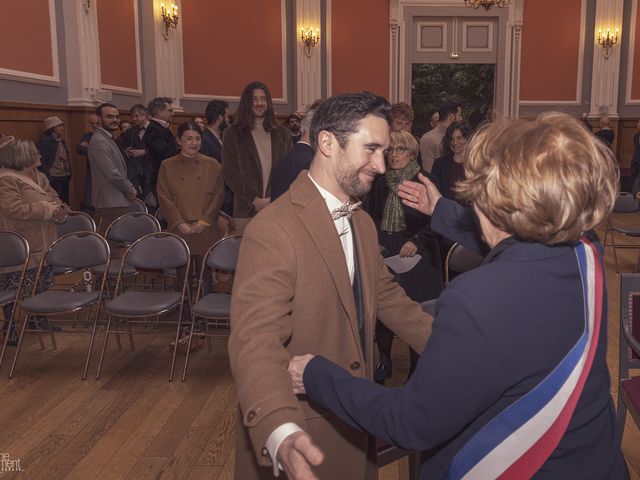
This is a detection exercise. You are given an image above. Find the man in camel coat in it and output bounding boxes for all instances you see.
[229,92,433,479]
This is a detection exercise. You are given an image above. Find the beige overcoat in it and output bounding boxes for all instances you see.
[156,152,224,255]
[0,170,61,271]
[228,172,432,479]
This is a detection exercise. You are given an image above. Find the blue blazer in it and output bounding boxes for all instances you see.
[303,198,628,479]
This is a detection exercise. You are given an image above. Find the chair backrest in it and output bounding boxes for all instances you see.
[125,232,190,270]
[144,192,158,209]
[128,198,148,214]
[154,207,168,230]
[45,232,110,269]
[105,212,161,245]
[205,235,242,271]
[0,231,29,269]
[445,242,484,283]
[56,211,96,237]
[619,274,640,380]
[613,194,639,214]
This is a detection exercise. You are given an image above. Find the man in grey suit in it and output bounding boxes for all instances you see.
[88,103,137,232]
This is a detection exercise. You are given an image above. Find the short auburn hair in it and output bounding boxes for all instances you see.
[391,102,414,122]
[455,112,618,245]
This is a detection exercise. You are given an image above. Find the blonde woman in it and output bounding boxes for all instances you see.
[367,129,442,383]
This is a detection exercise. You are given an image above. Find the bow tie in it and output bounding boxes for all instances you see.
[330,200,362,221]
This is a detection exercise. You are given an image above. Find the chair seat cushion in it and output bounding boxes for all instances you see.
[621,376,640,414]
[92,262,136,277]
[21,291,101,314]
[106,291,182,316]
[192,293,231,318]
[0,289,16,306]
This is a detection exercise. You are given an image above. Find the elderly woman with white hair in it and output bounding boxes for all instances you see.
[288,113,628,479]
[0,139,66,342]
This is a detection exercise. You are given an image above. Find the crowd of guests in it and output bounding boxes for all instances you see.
[0,81,634,479]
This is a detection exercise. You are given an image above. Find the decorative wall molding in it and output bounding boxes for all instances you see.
[389,0,401,101]
[182,0,288,104]
[63,0,103,106]
[461,21,494,52]
[416,22,448,52]
[520,0,586,107]
[295,0,322,111]
[393,0,509,116]
[153,0,184,110]
[325,0,333,97]
[0,0,60,85]
[503,0,523,118]
[625,0,640,105]
[589,0,623,116]
[100,0,142,95]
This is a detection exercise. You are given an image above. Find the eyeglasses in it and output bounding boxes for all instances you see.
[385,146,409,155]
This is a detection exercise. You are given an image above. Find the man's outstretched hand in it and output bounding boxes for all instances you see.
[277,431,325,480]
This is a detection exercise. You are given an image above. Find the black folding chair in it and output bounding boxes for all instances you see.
[604,194,640,273]
[444,242,484,284]
[0,231,30,369]
[128,197,148,214]
[55,211,96,237]
[182,234,241,380]
[96,232,191,381]
[93,212,161,291]
[9,232,110,379]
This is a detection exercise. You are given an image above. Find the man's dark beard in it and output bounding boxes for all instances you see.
[338,170,370,199]
[220,120,229,135]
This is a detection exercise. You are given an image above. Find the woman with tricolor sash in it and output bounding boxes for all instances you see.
[288,112,629,480]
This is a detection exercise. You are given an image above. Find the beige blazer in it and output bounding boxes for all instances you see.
[0,170,61,270]
[228,173,432,479]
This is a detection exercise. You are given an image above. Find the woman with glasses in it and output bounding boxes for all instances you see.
[366,130,443,384]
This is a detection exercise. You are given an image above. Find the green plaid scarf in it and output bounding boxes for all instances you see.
[381,160,420,232]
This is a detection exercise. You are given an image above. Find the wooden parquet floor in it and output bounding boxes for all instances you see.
[0,219,639,479]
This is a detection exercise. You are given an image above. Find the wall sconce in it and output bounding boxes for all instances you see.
[300,27,320,57]
[597,28,619,59]
[161,3,179,40]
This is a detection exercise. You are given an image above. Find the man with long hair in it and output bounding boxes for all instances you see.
[222,81,292,219]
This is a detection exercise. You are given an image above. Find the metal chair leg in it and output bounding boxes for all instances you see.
[95,314,114,380]
[8,311,32,378]
[83,301,103,380]
[181,311,198,382]
[169,304,186,382]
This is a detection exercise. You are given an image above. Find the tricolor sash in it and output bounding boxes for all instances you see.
[441,237,604,480]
